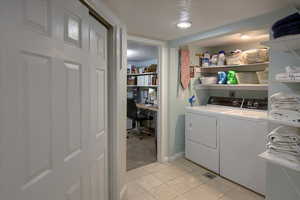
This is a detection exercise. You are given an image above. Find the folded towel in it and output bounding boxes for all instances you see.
[267,142,300,156]
[268,134,300,144]
[271,104,300,112]
[286,66,300,74]
[267,126,300,163]
[270,92,300,112]
[274,73,300,82]
[270,92,300,102]
[272,21,300,39]
[269,110,300,124]
[272,13,300,38]
[272,13,300,30]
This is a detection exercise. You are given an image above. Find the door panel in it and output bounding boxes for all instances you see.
[96,69,105,135]
[23,0,51,35]
[90,15,108,200]
[64,62,82,158]
[91,155,106,200]
[20,52,52,188]
[0,0,108,200]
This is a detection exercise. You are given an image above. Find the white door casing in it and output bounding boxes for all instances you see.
[0,0,108,200]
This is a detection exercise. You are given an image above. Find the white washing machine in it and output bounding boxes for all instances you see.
[185,97,268,195]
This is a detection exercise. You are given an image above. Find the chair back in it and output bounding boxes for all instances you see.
[127,98,138,119]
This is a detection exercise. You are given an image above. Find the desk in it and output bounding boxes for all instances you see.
[136,104,159,112]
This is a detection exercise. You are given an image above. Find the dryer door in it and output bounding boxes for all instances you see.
[186,113,217,149]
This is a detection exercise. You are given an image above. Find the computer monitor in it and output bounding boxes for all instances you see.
[148,88,156,103]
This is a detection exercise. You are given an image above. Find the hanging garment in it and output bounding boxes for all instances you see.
[180,49,190,89]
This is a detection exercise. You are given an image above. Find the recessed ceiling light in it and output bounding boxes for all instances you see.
[177,21,192,29]
[241,34,251,40]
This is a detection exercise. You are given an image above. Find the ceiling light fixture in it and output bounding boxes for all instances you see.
[127,49,136,58]
[177,21,192,29]
[241,34,251,40]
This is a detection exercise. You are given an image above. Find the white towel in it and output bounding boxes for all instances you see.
[267,126,300,144]
[268,134,300,144]
[267,142,300,156]
[270,92,300,104]
[266,126,300,163]
[286,66,300,74]
[269,110,300,125]
[270,92,300,112]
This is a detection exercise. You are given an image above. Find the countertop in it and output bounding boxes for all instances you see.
[186,105,268,121]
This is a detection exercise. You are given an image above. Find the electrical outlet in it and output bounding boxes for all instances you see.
[229,91,236,97]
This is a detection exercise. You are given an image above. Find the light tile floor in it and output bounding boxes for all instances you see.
[125,158,265,200]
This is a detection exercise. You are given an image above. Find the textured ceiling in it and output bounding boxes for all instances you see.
[102,0,291,40]
[192,29,270,48]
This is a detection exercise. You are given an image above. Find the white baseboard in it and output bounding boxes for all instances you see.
[166,152,185,162]
[120,185,127,200]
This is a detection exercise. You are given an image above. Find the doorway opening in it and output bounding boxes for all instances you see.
[126,40,160,171]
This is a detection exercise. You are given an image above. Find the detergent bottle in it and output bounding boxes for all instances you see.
[227,70,238,84]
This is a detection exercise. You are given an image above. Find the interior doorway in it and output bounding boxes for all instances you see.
[126,40,160,170]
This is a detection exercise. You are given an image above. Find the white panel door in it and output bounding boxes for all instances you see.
[89,16,108,200]
[0,0,108,200]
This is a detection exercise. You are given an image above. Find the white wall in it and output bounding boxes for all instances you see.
[167,46,201,157]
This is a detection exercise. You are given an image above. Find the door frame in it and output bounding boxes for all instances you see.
[80,1,127,200]
[127,35,169,163]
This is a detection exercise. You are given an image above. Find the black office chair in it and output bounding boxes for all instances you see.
[127,98,153,139]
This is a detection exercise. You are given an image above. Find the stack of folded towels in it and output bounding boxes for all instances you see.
[269,92,300,125]
[275,66,300,82]
[267,126,300,163]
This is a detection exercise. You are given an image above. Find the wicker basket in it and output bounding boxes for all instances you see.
[227,51,243,65]
[241,49,269,64]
